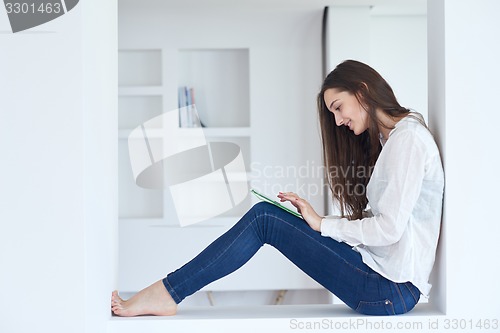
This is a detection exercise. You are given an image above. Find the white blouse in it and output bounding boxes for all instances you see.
[320,114,444,297]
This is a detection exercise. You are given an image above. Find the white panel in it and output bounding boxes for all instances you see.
[369,15,428,120]
[170,169,233,226]
[119,141,163,218]
[436,0,500,317]
[427,0,446,314]
[119,95,163,129]
[326,6,371,71]
[119,49,162,86]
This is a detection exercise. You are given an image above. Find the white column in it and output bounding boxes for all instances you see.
[82,1,118,332]
[428,0,500,317]
[0,1,117,332]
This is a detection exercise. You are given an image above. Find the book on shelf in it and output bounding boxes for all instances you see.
[178,86,204,128]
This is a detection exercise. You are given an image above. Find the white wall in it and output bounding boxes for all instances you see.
[0,1,117,332]
[327,7,428,120]
[428,0,500,318]
[369,15,427,119]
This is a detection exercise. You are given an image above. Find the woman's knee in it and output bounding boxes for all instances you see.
[236,202,273,230]
[244,202,283,233]
[248,201,284,220]
[251,201,275,213]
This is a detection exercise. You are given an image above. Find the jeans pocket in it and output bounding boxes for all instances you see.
[355,299,396,316]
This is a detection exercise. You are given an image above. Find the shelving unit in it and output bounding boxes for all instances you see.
[118,46,252,219]
[118,47,262,291]
[117,3,325,296]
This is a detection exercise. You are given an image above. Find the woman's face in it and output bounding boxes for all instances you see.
[323,88,369,135]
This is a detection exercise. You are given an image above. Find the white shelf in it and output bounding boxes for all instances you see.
[118,127,251,139]
[202,127,251,137]
[119,86,163,96]
[119,216,239,228]
[119,217,165,224]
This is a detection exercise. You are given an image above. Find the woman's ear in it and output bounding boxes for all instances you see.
[356,82,371,111]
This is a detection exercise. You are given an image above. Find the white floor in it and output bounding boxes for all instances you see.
[109,303,440,333]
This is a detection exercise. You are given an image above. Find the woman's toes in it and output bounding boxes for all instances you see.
[111,290,126,315]
[112,303,123,312]
[112,290,121,301]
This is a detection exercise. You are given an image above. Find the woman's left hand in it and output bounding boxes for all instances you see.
[276,192,323,232]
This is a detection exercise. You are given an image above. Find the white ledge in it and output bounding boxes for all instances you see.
[109,303,443,333]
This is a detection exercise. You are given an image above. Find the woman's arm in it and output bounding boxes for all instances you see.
[320,129,427,246]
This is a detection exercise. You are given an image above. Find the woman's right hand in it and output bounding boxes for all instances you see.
[277,192,323,232]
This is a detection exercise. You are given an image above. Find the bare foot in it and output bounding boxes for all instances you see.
[111,280,178,316]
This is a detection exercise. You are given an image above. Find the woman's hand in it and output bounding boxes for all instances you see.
[276,192,323,232]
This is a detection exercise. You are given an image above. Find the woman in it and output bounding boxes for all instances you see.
[111,60,444,316]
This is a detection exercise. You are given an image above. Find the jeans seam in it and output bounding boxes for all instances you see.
[395,283,407,313]
[164,277,181,304]
[405,282,419,303]
[262,211,372,277]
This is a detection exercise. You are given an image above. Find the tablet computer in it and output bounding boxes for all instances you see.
[250,189,302,219]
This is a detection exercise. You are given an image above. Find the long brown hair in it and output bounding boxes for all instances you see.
[318,60,411,220]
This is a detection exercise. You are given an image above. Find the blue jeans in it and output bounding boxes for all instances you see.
[162,202,420,315]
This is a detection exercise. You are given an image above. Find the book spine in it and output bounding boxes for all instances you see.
[180,86,190,128]
[185,86,192,127]
[189,87,199,127]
